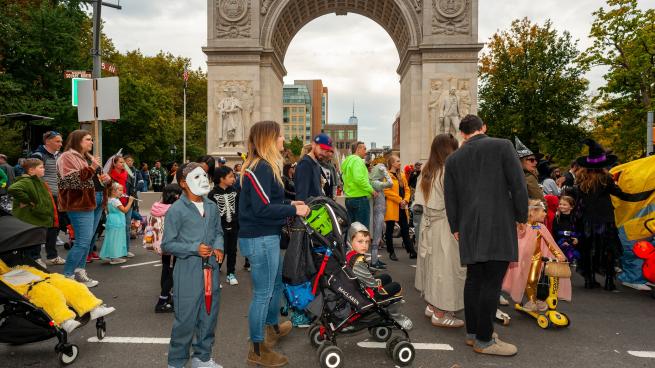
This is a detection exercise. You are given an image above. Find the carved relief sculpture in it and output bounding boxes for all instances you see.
[216,0,251,38]
[428,79,445,136]
[457,79,472,116]
[411,0,422,12]
[432,0,470,35]
[441,88,461,135]
[260,0,273,15]
[214,81,253,149]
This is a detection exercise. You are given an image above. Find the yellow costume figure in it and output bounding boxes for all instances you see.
[0,260,102,327]
[525,230,564,305]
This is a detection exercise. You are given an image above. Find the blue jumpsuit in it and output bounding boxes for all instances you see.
[162,194,224,368]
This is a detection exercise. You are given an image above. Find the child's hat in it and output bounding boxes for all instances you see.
[348,222,369,241]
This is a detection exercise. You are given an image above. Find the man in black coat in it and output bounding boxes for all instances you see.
[295,133,332,201]
[444,115,528,356]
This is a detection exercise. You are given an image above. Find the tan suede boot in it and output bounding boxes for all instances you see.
[264,321,292,348]
[247,342,288,367]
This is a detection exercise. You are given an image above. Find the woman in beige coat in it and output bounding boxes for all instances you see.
[414,134,466,328]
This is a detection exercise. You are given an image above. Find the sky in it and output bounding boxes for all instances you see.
[101,0,655,147]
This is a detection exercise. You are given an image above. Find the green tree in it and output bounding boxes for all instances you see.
[284,136,304,156]
[479,18,589,165]
[579,0,655,160]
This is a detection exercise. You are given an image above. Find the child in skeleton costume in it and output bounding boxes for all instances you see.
[208,166,240,286]
[368,163,393,269]
[162,163,224,368]
[502,200,571,312]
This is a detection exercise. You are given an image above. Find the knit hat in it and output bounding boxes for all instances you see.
[348,221,370,241]
[575,139,617,169]
[514,137,543,160]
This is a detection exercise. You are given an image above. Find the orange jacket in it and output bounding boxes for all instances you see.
[384,171,410,222]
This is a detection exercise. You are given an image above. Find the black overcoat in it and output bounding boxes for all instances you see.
[444,134,529,265]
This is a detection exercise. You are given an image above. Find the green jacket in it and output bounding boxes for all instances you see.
[8,175,55,228]
[0,167,7,189]
[341,154,374,198]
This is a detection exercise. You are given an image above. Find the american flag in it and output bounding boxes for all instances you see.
[183,66,189,88]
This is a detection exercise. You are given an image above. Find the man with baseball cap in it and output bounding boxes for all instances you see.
[295,133,332,201]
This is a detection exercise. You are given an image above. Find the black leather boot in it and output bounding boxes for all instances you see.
[604,275,616,291]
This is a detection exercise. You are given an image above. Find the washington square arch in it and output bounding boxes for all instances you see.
[203,0,483,164]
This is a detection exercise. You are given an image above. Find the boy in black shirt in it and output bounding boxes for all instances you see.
[209,166,240,285]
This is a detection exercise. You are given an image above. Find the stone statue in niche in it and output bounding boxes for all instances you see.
[457,79,472,117]
[441,88,461,135]
[216,0,251,39]
[214,81,253,148]
[432,0,470,35]
[428,79,445,136]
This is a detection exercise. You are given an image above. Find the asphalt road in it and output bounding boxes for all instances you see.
[2,238,655,368]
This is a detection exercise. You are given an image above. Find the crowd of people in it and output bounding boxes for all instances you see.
[0,113,653,367]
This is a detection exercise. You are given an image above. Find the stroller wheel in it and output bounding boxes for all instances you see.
[319,345,344,368]
[58,344,79,366]
[386,336,402,358]
[317,340,333,357]
[369,326,392,342]
[309,324,325,348]
[96,318,106,340]
[392,340,415,367]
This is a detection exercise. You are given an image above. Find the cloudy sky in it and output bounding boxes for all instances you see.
[102,0,655,147]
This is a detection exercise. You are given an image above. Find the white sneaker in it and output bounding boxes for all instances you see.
[56,237,66,246]
[623,282,652,291]
[90,305,115,320]
[109,258,127,265]
[47,256,66,265]
[60,319,81,334]
[74,269,99,288]
[126,252,135,258]
[226,273,239,285]
[499,295,509,306]
[35,259,47,269]
[191,357,223,368]
[424,305,435,318]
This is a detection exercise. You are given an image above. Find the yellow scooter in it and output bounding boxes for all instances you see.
[515,258,570,329]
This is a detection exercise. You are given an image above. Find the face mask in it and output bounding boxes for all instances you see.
[186,167,210,196]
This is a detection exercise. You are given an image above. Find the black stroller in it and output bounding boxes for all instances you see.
[283,197,415,368]
[0,215,107,365]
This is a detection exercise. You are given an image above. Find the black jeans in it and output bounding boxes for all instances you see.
[220,228,238,275]
[464,261,509,343]
[160,254,176,297]
[385,208,414,255]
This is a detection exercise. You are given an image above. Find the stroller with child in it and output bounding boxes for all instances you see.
[0,215,107,365]
[283,197,415,368]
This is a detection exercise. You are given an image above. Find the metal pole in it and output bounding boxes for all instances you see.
[91,0,103,159]
[183,86,187,163]
[648,111,654,156]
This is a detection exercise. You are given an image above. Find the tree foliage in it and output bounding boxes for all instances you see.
[479,18,589,165]
[579,0,655,160]
[284,136,304,157]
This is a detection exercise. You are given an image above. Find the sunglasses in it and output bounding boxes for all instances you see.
[44,131,61,139]
[524,158,537,163]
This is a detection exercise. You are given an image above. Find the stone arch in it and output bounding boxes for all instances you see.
[260,0,422,65]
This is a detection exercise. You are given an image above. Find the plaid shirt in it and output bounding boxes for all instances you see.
[150,167,167,187]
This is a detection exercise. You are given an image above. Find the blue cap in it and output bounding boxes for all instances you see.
[313,133,333,151]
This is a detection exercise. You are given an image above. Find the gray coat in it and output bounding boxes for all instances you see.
[444,134,528,265]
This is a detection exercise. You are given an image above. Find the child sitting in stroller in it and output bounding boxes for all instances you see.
[346,222,412,330]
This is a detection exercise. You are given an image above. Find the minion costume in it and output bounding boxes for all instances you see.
[0,259,101,326]
[162,163,224,368]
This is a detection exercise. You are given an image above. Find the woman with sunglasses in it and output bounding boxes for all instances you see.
[514,137,545,203]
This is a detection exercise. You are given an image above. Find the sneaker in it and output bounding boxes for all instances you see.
[536,300,548,312]
[155,302,174,313]
[473,336,518,356]
[56,237,66,246]
[86,254,93,263]
[377,259,387,266]
[522,300,538,312]
[74,269,99,288]
[47,256,66,265]
[623,282,652,291]
[35,259,47,269]
[370,262,386,270]
[109,258,127,265]
[431,311,464,328]
[60,319,81,334]
[90,305,115,320]
[126,251,135,258]
[191,357,223,368]
[424,304,436,318]
[499,295,509,306]
[90,251,100,260]
[226,274,239,285]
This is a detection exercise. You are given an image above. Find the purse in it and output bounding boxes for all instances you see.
[544,262,571,278]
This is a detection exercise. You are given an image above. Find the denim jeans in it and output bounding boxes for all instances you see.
[89,192,104,252]
[239,235,283,343]
[346,196,371,229]
[64,192,104,276]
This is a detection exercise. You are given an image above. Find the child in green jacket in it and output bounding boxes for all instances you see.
[8,158,58,263]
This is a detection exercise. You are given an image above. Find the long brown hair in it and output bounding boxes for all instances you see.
[577,167,610,193]
[242,121,284,185]
[64,129,92,153]
[420,134,459,201]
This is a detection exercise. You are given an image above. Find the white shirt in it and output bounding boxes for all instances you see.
[192,201,204,216]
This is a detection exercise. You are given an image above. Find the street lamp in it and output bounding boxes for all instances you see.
[170,144,177,161]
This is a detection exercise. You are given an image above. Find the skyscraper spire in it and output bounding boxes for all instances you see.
[348,100,358,125]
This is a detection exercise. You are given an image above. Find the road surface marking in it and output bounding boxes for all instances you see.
[153,263,162,267]
[357,341,453,351]
[88,336,170,344]
[120,260,160,269]
[628,351,655,358]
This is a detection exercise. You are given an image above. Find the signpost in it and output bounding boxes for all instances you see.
[71,78,90,107]
[77,77,120,160]
[64,70,92,79]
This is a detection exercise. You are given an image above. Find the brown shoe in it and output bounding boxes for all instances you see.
[247,342,288,367]
[473,336,518,356]
[264,321,292,348]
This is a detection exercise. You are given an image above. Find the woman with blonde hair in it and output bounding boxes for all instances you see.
[239,121,310,367]
[384,155,417,261]
[414,134,466,328]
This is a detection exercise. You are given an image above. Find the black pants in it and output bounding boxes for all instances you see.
[153,184,164,193]
[464,261,509,343]
[220,228,238,275]
[160,254,176,297]
[385,209,415,255]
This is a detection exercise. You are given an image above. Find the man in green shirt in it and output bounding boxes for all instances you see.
[341,141,377,228]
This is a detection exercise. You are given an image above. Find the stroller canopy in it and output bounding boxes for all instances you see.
[0,216,47,254]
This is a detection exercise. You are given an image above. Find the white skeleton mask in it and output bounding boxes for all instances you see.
[186,167,210,196]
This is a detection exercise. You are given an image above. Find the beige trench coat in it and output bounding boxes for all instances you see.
[414,172,466,312]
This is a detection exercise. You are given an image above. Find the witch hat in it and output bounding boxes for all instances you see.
[514,137,543,159]
[576,139,617,168]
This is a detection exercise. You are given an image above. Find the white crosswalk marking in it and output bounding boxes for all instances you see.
[357,340,453,351]
[120,260,160,269]
[88,336,170,344]
[627,351,655,358]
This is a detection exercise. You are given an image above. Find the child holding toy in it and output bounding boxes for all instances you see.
[99,182,134,264]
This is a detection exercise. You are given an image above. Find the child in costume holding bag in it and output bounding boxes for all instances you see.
[502,199,571,312]
[99,182,134,264]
